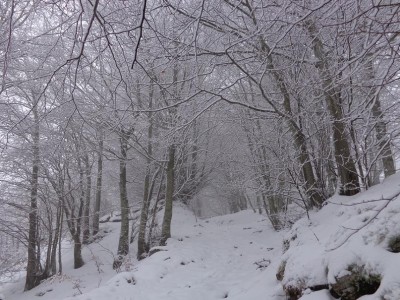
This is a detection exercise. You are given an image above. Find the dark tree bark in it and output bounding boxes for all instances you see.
[307,21,360,196]
[114,128,133,268]
[50,205,62,275]
[137,90,154,259]
[147,169,165,248]
[137,168,151,259]
[92,134,103,236]
[25,103,42,291]
[82,153,92,244]
[160,144,176,246]
[63,156,85,270]
[137,168,160,259]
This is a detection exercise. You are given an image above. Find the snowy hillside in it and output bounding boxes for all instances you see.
[279,174,400,300]
[1,205,285,300]
[3,175,400,300]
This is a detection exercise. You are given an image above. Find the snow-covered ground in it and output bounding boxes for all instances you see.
[1,205,285,300]
[281,174,400,300]
[3,174,400,300]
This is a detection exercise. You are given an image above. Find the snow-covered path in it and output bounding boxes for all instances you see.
[3,207,285,300]
[124,208,285,300]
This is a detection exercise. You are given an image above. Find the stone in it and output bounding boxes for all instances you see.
[330,264,381,300]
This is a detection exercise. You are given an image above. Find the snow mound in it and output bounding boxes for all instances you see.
[279,173,400,299]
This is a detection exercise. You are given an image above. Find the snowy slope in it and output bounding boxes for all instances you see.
[2,205,285,300]
[4,174,400,300]
[2,221,125,300]
[281,174,400,300]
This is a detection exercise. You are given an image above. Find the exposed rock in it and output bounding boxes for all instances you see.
[387,235,400,253]
[126,277,136,285]
[330,264,381,300]
[283,281,306,300]
[283,280,330,300]
[309,284,329,292]
[276,260,286,281]
[112,256,123,270]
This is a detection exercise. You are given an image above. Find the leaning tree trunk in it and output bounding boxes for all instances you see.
[307,21,360,196]
[290,121,326,205]
[160,144,176,246]
[137,168,151,259]
[329,102,360,195]
[25,102,42,291]
[264,54,325,207]
[260,44,324,207]
[246,5,324,208]
[137,168,160,259]
[147,169,165,248]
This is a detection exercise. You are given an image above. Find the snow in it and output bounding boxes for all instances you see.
[1,205,284,300]
[281,173,400,299]
[299,290,332,300]
[3,174,400,299]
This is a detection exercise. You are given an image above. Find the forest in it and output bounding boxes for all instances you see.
[0,0,399,299]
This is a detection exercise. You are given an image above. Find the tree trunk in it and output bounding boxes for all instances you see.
[82,153,92,244]
[74,158,85,269]
[25,103,41,291]
[58,208,63,274]
[137,167,160,258]
[349,120,367,189]
[246,5,324,208]
[372,96,396,178]
[329,100,360,195]
[137,169,151,259]
[367,152,381,187]
[63,158,85,270]
[290,124,325,205]
[115,130,131,268]
[365,58,396,179]
[307,21,360,196]
[137,100,154,259]
[256,195,262,214]
[43,219,53,278]
[50,206,62,275]
[160,144,176,246]
[92,136,103,236]
[73,236,84,269]
[147,169,165,248]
